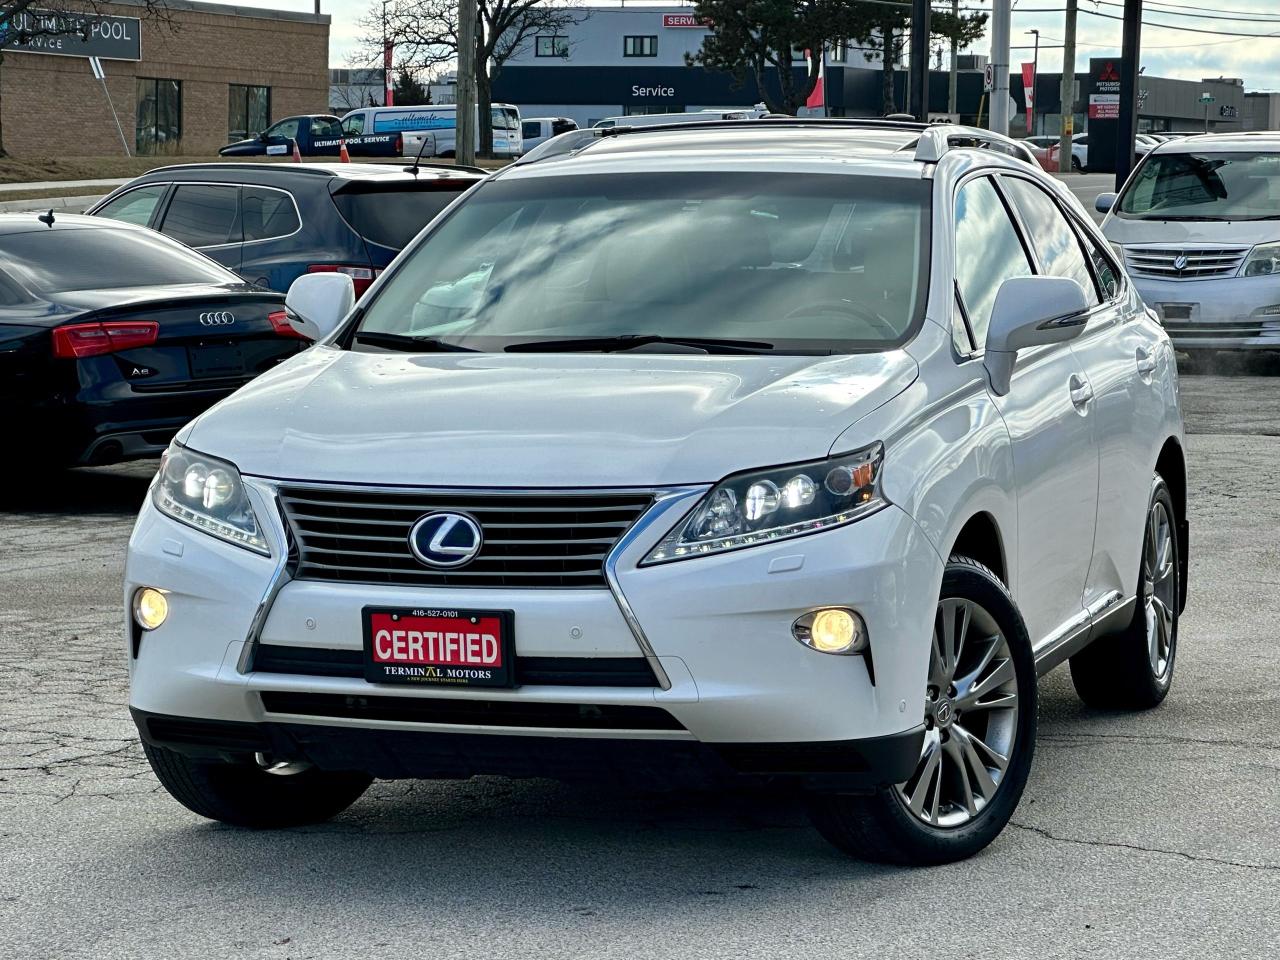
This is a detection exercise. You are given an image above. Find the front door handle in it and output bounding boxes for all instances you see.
[1136,347,1157,376]
[1069,374,1094,408]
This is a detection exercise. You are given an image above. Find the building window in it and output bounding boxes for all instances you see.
[135,78,181,156]
[624,35,657,57]
[830,40,848,63]
[535,35,568,57]
[228,84,271,143]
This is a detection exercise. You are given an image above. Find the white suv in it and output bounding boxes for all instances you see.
[126,120,1187,865]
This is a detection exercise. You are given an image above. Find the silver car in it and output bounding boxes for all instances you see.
[1099,133,1280,352]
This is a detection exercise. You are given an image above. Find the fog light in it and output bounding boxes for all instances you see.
[792,607,867,655]
[133,587,169,631]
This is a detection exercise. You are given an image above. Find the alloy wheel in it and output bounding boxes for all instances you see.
[896,598,1020,828]
[1144,499,1177,680]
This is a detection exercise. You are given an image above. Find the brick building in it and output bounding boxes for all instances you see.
[0,0,329,157]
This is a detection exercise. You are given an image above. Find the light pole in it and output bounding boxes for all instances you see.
[382,0,393,106]
[990,0,1011,134]
[1058,0,1077,173]
[1025,28,1039,136]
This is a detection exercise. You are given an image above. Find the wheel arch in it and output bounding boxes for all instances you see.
[1155,437,1189,613]
[947,511,1007,586]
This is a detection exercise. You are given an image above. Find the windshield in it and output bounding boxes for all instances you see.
[353,172,930,353]
[1,226,233,293]
[1118,151,1280,220]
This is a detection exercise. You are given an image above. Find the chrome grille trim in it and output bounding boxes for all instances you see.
[1123,246,1249,280]
[278,485,655,589]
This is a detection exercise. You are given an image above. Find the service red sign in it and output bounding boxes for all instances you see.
[662,13,706,27]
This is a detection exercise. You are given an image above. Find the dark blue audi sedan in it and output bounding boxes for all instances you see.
[0,213,305,466]
[88,162,487,294]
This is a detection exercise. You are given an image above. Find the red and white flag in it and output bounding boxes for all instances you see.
[1021,62,1036,124]
[806,50,825,112]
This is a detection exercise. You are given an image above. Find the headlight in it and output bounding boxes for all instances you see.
[153,444,270,555]
[1241,242,1280,277]
[644,443,887,564]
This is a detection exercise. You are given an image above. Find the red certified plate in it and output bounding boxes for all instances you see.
[362,607,515,688]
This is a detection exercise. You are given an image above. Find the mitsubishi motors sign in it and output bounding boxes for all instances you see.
[662,13,706,28]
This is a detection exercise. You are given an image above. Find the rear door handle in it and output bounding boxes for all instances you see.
[1136,347,1157,376]
[1069,374,1094,408]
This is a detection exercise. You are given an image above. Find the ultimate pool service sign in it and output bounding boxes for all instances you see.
[0,9,142,61]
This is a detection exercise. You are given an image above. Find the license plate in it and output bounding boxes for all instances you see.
[362,607,515,688]
[1160,303,1195,322]
[189,343,245,378]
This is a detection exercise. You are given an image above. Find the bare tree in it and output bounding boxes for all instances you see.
[355,0,583,156]
[0,0,172,156]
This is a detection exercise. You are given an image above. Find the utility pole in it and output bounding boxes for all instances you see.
[989,0,1011,133]
[948,0,959,116]
[1115,0,1142,189]
[382,0,393,106]
[1058,0,1077,172]
[909,0,930,120]
[456,0,477,165]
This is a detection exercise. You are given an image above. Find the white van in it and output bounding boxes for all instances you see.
[520,117,578,152]
[592,107,766,129]
[341,103,522,158]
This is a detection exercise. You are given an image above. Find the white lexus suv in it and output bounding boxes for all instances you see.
[126,120,1187,865]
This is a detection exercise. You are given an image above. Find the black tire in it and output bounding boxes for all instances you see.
[1070,476,1179,710]
[143,742,373,828]
[807,556,1038,865]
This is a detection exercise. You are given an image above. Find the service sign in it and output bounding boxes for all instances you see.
[662,13,706,28]
[1,9,142,61]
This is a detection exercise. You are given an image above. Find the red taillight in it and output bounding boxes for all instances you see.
[51,320,159,359]
[267,309,308,340]
[307,264,376,296]
[395,132,403,154]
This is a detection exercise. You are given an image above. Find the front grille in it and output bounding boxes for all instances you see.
[1162,320,1265,339]
[259,691,685,731]
[1124,246,1249,280]
[278,486,653,589]
[252,644,658,687]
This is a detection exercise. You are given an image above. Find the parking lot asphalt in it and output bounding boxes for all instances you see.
[2,367,1278,960]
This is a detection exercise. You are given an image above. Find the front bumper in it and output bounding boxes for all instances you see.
[1133,273,1280,350]
[126,479,942,786]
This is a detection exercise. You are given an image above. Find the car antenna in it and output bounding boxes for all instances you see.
[403,133,432,176]
[38,209,55,227]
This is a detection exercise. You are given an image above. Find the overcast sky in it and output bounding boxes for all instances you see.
[222,0,1280,93]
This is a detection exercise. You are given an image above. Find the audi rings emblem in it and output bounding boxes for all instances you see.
[198,311,236,326]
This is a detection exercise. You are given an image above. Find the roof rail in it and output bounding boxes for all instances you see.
[509,117,1027,168]
[912,125,1027,163]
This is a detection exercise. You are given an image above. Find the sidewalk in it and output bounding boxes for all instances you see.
[0,177,129,194]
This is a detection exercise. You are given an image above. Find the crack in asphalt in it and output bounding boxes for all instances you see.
[1007,821,1280,873]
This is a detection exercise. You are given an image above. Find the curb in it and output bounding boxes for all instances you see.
[0,193,106,214]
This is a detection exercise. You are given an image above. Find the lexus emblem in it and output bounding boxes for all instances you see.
[1172,253,1189,272]
[408,512,483,568]
[198,311,235,326]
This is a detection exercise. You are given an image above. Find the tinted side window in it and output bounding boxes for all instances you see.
[522,121,540,140]
[161,184,241,247]
[1081,230,1122,300]
[269,118,300,140]
[1002,178,1100,306]
[343,115,365,136]
[95,184,167,227]
[314,117,344,139]
[954,177,1033,348]
[242,187,300,242]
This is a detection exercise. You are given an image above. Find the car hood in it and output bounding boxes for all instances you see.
[1104,216,1280,247]
[183,347,919,487]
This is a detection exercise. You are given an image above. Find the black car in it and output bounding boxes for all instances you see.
[88,162,488,293]
[0,213,305,466]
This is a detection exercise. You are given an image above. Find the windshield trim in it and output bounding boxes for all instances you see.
[340,171,933,357]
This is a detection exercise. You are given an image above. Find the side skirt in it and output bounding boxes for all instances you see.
[1034,592,1136,677]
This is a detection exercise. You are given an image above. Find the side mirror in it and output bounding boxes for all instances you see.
[259,130,270,142]
[983,276,1090,396]
[1095,192,1117,214]
[284,272,355,341]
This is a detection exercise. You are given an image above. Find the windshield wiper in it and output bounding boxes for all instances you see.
[504,334,775,354]
[353,331,479,353]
